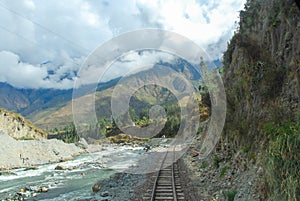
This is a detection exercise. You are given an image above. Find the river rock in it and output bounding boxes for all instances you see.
[55,165,66,170]
[24,166,38,171]
[53,149,60,155]
[191,151,200,157]
[92,184,100,192]
[0,171,16,175]
[40,187,48,192]
[17,190,31,198]
[101,191,109,197]
[28,186,39,191]
[76,138,88,149]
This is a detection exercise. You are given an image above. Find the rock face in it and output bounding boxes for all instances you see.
[218,0,300,200]
[223,0,300,143]
[0,108,47,139]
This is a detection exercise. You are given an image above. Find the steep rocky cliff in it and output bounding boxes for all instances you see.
[223,0,299,144]
[0,108,47,139]
[183,1,299,201]
[221,0,300,200]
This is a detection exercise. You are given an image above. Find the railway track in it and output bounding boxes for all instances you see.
[143,153,185,201]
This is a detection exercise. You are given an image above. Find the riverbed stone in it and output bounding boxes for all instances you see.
[40,187,48,192]
[101,191,109,197]
[92,184,100,192]
[54,165,66,170]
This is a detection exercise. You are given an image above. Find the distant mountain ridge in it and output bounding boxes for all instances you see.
[0,82,73,116]
[33,57,213,130]
[0,57,218,127]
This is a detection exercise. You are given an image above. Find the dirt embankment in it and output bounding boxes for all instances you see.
[0,108,47,140]
[0,131,85,170]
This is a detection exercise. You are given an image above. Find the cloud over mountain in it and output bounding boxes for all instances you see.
[0,0,245,89]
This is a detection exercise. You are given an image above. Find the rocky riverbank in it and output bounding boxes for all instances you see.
[0,143,147,201]
[3,185,50,200]
[0,131,85,170]
[3,172,145,201]
[89,173,145,201]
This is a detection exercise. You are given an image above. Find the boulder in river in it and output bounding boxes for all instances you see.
[92,184,100,192]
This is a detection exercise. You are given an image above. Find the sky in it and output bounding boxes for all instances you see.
[0,0,246,89]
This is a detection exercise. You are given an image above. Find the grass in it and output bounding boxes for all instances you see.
[106,133,149,144]
[220,165,228,178]
[18,136,35,140]
[198,161,208,170]
[213,155,221,169]
[264,121,300,200]
[144,138,151,142]
[223,190,237,201]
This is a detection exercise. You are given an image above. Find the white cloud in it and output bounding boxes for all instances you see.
[0,0,246,89]
[0,51,76,89]
[136,0,244,58]
[101,50,177,82]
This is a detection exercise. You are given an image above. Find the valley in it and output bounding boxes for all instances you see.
[0,0,299,200]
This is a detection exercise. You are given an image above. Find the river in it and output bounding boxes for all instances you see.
[0,145,145,200]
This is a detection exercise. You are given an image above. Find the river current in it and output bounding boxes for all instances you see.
[0,145,144,200]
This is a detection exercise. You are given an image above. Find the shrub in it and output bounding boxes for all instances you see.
[199,161,208,170]
[213,155,221,169]
[264,121,300,200]
[220,165,228,178]
[49,123,80,143]
[223,190,237,201]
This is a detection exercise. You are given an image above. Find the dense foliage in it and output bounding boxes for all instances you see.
[49,123,80,143]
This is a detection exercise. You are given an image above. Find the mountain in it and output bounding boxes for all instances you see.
[0,83,31,112]
[157,58,201,80]
[0,107,46,139]
[32,68,181,130]
[0,78,120,122]
[0,82,73,119]
[0,57,203,126]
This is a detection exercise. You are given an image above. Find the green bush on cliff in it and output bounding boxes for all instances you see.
[264,121,300,200]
